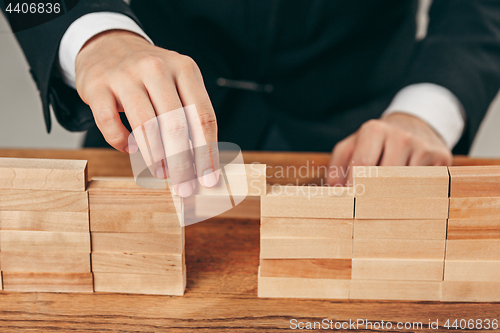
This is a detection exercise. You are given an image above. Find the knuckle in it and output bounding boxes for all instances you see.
[95,109,119,127]
[361,119,385,134]
[105,132,126,148]
[198,111,217,131]
[138,55,165,72]
[169,159,194,176]
[166,118,189,137]
[177,55,199,74]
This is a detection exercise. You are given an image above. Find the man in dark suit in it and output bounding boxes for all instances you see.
[2,0,500,197]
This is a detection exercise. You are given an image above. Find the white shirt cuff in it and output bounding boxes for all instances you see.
[58,12,154,89]
[382,83,465,149]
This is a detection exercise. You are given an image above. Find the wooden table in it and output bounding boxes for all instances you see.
[0,149,499,332]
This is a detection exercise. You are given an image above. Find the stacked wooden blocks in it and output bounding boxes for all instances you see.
[352,166,449,301]
[88,179,186,295]
[443,166,500,302]
[258,186,355,299]
[0,158,92,292]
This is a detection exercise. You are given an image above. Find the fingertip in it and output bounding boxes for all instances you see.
[201,168,218,187]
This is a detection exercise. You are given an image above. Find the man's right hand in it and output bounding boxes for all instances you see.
[75,30,219,197]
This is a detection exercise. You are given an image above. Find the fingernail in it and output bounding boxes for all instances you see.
[202,168,217,187]
[177,181,194,197]
[156,167,166,179]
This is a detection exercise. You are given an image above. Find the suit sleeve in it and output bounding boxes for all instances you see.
[0,0,141,133]
[403,0,500,153]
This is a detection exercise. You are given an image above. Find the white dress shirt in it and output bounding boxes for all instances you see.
[58,12,465,149]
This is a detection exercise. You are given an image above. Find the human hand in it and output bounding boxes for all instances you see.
[75,30,218,197]
[326,113,453,186]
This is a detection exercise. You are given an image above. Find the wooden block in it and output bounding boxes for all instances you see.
[261,186,354,219]
[449,197,500,220]
[0,189,88,212]
[0,158,87,192]
[353,166,449,198]
[2,272,93,293]
[260,238,352,259]
[1,272,2,290]
[445,240,500,260]
[0,211,89,232]
[353,239,446,260]
[258,268,350,299]
[1,252,90,272]
[260,259,351,279]
[91,252,184,275]
[349,280,442,301]
[192,164,266,196]
[352,259,444,281]
[90,211,180,233]
[0,230,90,253]
[449,166,500,197]
[355,197,449,220]
[447,219,500,240]
[444,260,500,282]
[93,271,186,295]
[88,179,180,213]
[261,217,353,239]
[354,219,447,240]
[91,232,184,254]
[442,281,500,302]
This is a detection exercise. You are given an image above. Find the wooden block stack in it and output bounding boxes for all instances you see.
[443,166,500,302]
[88,179,186,295]
[351,166,449,301]
[258,186,354,299]
[0,158,93,292]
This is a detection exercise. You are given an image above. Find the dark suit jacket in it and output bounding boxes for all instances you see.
[2,0,500,153]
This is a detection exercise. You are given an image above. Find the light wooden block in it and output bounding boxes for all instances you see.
[349,280,442,301]
[0,231,90,253]
[258,268,350,299]
[261,217,352,239]
[260,238,352,259]
[192,164,266,196]
[195,196,260,220]
[442,281,500,302]
[353,239,446,260]
[0,189,88,212]
[2,272,93,293]
[355,197,449,220]
[90,211,180,233]
[261,186,354,219]
[449,198,500,220]
[0,211,89,232]
[260,259,351,279]
[93,271,186,295]
[0,158,87,192]
[91,232,184,254]
[445,240,500,260]
[353,166,449,198]
[88,179,180,213]
[1,252,90,272]
[449,166,500,197]
[91,252,184,275]
[354,219,447,240]
[444,260,500,282]
[447,219,500,240]
[352,259,444,281]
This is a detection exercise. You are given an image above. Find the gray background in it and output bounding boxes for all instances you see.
[0,0,498,156]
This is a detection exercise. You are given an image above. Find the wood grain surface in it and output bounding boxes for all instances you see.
[0,149,499,332]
